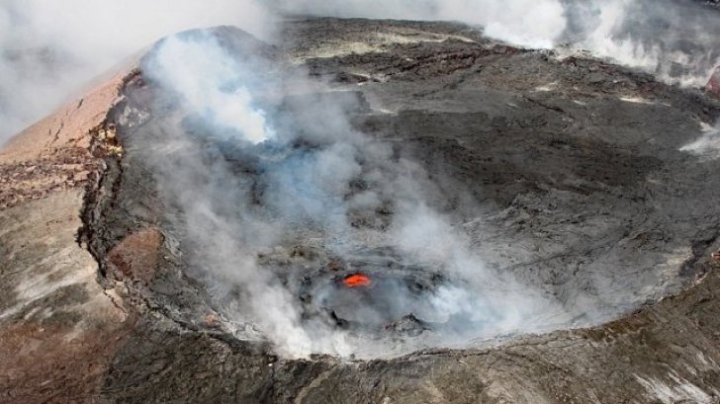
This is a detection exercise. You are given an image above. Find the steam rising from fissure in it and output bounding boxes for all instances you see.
[137,30,568,358]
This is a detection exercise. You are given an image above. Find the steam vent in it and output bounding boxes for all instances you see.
[5,11,720,404]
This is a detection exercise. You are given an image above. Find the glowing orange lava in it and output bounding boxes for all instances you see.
[343,272,371,288]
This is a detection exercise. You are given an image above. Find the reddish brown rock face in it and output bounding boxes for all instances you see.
[0,72,125,211]
[0,70,134,403]
[107,228,164,285]
[707,66,720,97]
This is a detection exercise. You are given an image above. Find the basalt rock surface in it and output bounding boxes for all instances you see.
[3,18,720,404]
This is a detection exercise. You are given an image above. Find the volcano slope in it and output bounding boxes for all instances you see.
[3,18,720,404]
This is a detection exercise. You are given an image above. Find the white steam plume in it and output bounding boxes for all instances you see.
[147,36,276,144]
[0,0,273,143]
[269,0,567,49]
[562,0,720,87]
[138,30,567,358]
[270,0,720,86]
[680,121,720,159]
[3,0,720,146]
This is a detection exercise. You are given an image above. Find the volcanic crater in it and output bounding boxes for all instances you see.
[87,21,720,355]
[4,15,720,404]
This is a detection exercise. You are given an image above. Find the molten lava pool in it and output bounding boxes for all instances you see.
[343,272,371,287]
[294,250,452,334]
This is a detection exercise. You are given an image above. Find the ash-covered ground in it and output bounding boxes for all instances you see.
[4,15,720,404]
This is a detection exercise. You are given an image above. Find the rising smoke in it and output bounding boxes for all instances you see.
[2,1,720,144]
[560,0,720,86]
[680,121,720,159]
[268,0,567,49]
[0,0,717,358]
[275,0,720,85]
[2,0,720,146]
[0,0,273,143]
[135,28,568,358]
